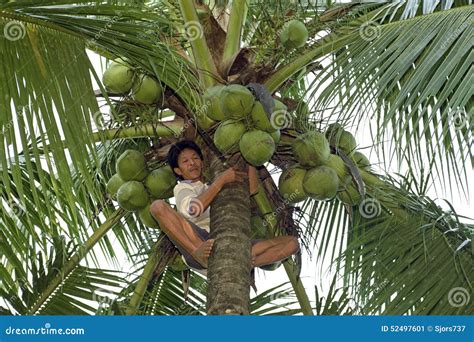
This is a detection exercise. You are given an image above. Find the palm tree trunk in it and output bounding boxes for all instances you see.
[206,153,251,315]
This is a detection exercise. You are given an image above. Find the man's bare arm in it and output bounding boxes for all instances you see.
[190,167,247,216]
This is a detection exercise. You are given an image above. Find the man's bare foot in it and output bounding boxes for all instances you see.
[192,239,214,268]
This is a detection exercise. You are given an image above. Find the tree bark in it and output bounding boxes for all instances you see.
[206,153,251,315]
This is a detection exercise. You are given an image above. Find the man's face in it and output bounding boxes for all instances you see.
[174,148,203,181]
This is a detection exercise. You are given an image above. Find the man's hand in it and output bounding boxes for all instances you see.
[217,167,248,186]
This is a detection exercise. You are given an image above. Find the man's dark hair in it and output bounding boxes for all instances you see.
[167,140,204,179]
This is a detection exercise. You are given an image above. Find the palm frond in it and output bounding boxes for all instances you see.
[342,172,473,314]
[309,6,473,195]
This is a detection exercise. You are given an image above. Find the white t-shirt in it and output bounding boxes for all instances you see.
[173,180,211,231]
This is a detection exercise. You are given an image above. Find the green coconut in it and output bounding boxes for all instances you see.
[239,130,276,166]
[292,131,330,167]
[280,19,308,49]
[102,63,134,94]
[138,203,160,229]
[106,173,126,199]
[219,84,255,119]
[278,166,308,203]
[117,181,149,211]
[325,123,344,140]
[270,129,281,144]
[337,184,362,206]
[116,149,149,181]
[204,85,226,121]
[214,119,247,154]
[325,154,349,183]
[195,111,216,130]
[251,99,289,132]
[251,216,268,239]
[303,166,339,201]
[329,130,357,156]
[132,75,163,104]
[352,151,370,169]
[144,166,177,199]
[250,102,274,132]
[260,261,282,271]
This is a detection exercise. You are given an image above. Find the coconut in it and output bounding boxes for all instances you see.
[239,130,276,166]
[352,151,370,169]
[325,154,349,183]
[337,184,362,206]
[195,111,216,130]
[280,19,308,49]
[251,216,268,239]
[144,166,177,199]
[106,173,125,199]
[204,85,226,121]
[278,166,308,203]
[214,119,246,154]
[219,84,254,119]
[303,166,339,201]
[325,123,344,141]
[117,181,149,211]
[292,131,330,167]
[272,100,289,128]
[103,63,134,94]
[116,149,149,181]
[251,99,289,132]
[132,75,163,104]
[260,261,282,271]
[139,203,160,229]
[250,102,274,132]
[328,130,357,156]
[270,129,281,144]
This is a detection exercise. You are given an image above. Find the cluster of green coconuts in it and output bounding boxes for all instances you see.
[279,123,371,206]
[102,59,163,104]
[106,149,177,228]
[204,84,288,166]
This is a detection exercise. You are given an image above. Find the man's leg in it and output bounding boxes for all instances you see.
[251,236,299,267]
[150,200,214,267]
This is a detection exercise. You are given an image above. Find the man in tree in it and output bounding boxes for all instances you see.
[150,140,299,273]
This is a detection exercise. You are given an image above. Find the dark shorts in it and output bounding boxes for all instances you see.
[172,219,262,270]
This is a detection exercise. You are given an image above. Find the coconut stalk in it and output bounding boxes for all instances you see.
[28,209,125,314]
[221,0,248,66]
[125,240,161,315]
[252,184,314,315]
[178,0,219,87]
